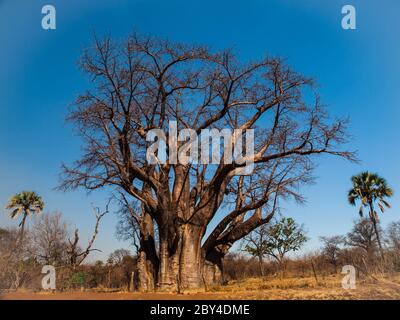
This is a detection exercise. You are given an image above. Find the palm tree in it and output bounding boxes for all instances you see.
[5,191,44,243]
[348,172,393,259]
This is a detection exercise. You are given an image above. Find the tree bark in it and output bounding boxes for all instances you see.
[178,224,204,288]
[156,223,205,291]
[258,255,264,277]
[18,212,28,245]
[136,249,157,291]
[203,246,228,285]
[369,202,385,261]
[136,211,159,291]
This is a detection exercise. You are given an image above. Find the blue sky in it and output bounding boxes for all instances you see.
[1,0,400,261]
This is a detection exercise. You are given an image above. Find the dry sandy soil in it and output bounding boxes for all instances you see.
[1,274,400,300]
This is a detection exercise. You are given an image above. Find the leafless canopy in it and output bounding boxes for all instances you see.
[60,33,354,289]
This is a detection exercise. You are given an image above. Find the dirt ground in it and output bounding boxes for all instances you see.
[2,274,400,300]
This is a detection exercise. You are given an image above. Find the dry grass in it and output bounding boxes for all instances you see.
[2,273,400,300]
[205,273,400,299]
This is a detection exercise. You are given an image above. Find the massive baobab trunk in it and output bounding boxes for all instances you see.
[137,223,221,290]
[157,223,204,290]
[60,33,354,291]
[135,216,207,290]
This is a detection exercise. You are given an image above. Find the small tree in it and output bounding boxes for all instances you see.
[386,221,400,252]
[320,235,345,273]
[107,249,131,266]
[30,212,69,266]
[242,224,269,276]
[385,221,400,271]
[107,249,136,289]
[243,217,307,275]
[346,218,379,269]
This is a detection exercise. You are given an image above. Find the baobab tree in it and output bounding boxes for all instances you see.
[60,33,354,291]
